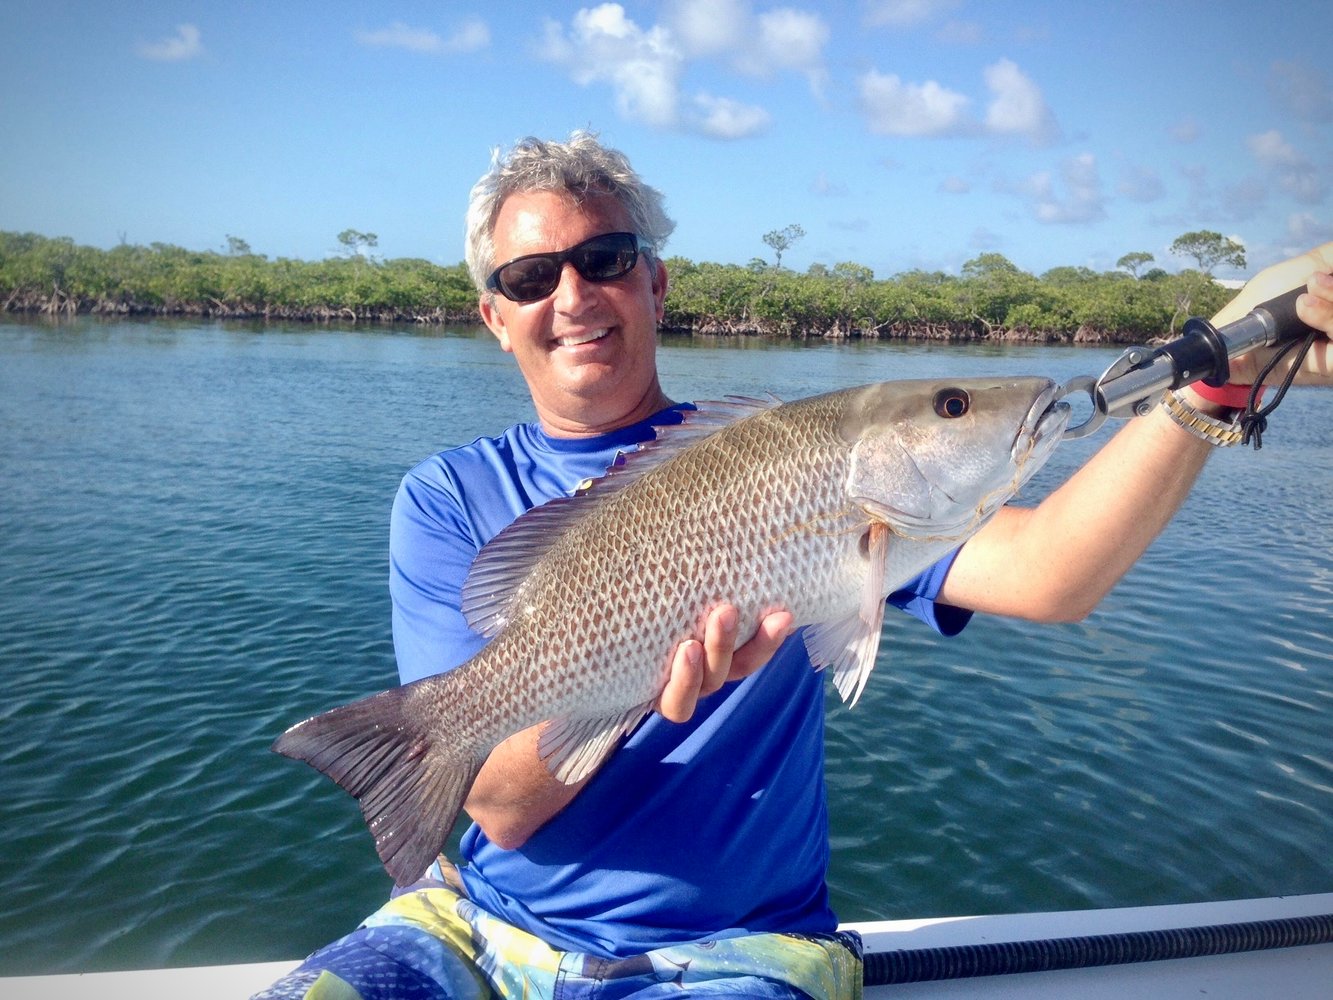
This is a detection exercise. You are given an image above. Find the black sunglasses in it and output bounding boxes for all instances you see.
[485,232,647,303]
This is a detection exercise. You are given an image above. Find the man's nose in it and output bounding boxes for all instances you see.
[551,262,601,312]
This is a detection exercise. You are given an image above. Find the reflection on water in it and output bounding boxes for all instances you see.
[1,317,1329,974]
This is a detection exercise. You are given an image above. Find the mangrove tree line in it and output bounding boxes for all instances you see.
[0,230,1237,343]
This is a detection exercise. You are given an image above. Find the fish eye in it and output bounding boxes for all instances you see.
[933,388,970,419]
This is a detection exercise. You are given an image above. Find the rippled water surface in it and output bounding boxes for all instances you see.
[2,317,1329,974]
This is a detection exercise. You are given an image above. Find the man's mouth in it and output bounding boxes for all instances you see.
[554,328,610,348]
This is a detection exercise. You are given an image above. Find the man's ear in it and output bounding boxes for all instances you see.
[651,257,669,322]
[479,295,513,353]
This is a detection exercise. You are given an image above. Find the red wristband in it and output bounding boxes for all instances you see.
[1189,380,1265,410]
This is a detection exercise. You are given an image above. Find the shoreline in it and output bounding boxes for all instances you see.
[2,299,1150,345]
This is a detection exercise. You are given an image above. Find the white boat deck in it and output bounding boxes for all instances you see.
[7,893,1332,999]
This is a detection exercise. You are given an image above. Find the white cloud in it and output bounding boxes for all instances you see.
[940,175,971,194]
[540,3,828,138]
[136,24,203,62]
[1248,129,1302,168]
[1019,153,1105,225]
[1220,176,1268,222]
[970,227,1002,249]
[452,19,492,52]
[864,0,960,28]
[665,0,748,57]
[1170,118,1201,143]
[541,6,683,128]
[859,70,971,136]
[733,8,832,98]
[983,58,1059,144]
[356,19,490,55]
[1238,212,1333,271]
[691,93,771,139]
[811,171,849,196]
[1117,164,1164,203]
[751,8,829,77]
[1286,212,1333,248]
[936,20,984,45]
[858,58,1055,142]
[830,217,871,233]
[1247,130,1325,204]
[1269,60,1333,124]
[672,1,830,90]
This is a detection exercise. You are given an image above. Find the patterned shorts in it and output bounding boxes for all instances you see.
[253,876,863,1000]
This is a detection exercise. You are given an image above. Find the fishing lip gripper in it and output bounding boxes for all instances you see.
[1059,284,1316,440]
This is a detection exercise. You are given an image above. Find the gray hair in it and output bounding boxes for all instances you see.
[464,130,676,294]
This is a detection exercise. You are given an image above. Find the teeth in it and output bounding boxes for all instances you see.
[556,329,609,347]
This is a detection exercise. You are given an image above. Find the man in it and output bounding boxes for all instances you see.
[258,133,1333,1000]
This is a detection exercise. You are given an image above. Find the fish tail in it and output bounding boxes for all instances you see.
[272,686,483,886]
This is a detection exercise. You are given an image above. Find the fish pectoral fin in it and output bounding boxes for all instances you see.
[537,705,651,784]
[802,522,890,709]
[802,610,886,709]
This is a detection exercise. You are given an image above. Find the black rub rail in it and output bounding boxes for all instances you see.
[862,912,1333,986]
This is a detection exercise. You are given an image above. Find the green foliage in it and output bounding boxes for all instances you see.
[1169,231,1246,275]
[0,229,1239,342]
[662,248,1234,342]
[336,229,379,259]
[962,253,1021,279]
[1116,251,1154,278]
[831,262,873,283]
[761,224,805,269]
[0,230,477,321]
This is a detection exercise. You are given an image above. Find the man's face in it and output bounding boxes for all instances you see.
[479,190,670,437]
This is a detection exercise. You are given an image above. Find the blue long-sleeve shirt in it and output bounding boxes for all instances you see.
[388,406,969,958]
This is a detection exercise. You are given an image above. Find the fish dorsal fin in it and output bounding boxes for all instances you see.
[461,396,783,637]
[662,394,784,438]
[461,495,587,636]
[802,521,890,708]
[605,394,784,486]
[537,703,654,784]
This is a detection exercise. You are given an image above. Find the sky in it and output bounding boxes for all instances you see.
[2,1,1330,281]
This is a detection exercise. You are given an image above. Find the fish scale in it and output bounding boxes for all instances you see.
[274,376,1069,885]
[488,406,860,702]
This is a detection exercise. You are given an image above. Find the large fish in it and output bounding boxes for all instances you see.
[274,376,1070,884]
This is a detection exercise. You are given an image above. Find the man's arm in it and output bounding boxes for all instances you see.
[939,391,1213,621]
[942,259,1333,623]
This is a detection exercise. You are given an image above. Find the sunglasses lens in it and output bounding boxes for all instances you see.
[490,233,642,302]
[573,238,637,281]
[497,258,560,302]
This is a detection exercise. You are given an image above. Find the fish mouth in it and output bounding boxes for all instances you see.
[1016,379,1071,468]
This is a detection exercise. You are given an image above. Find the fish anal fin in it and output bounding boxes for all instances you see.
[803,522,890,709]
[536,705,651,785]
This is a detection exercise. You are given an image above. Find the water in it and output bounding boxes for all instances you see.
[1,317,1329,975]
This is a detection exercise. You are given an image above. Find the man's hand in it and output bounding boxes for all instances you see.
[655,606,796,723]
[1215,243,1333,387]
